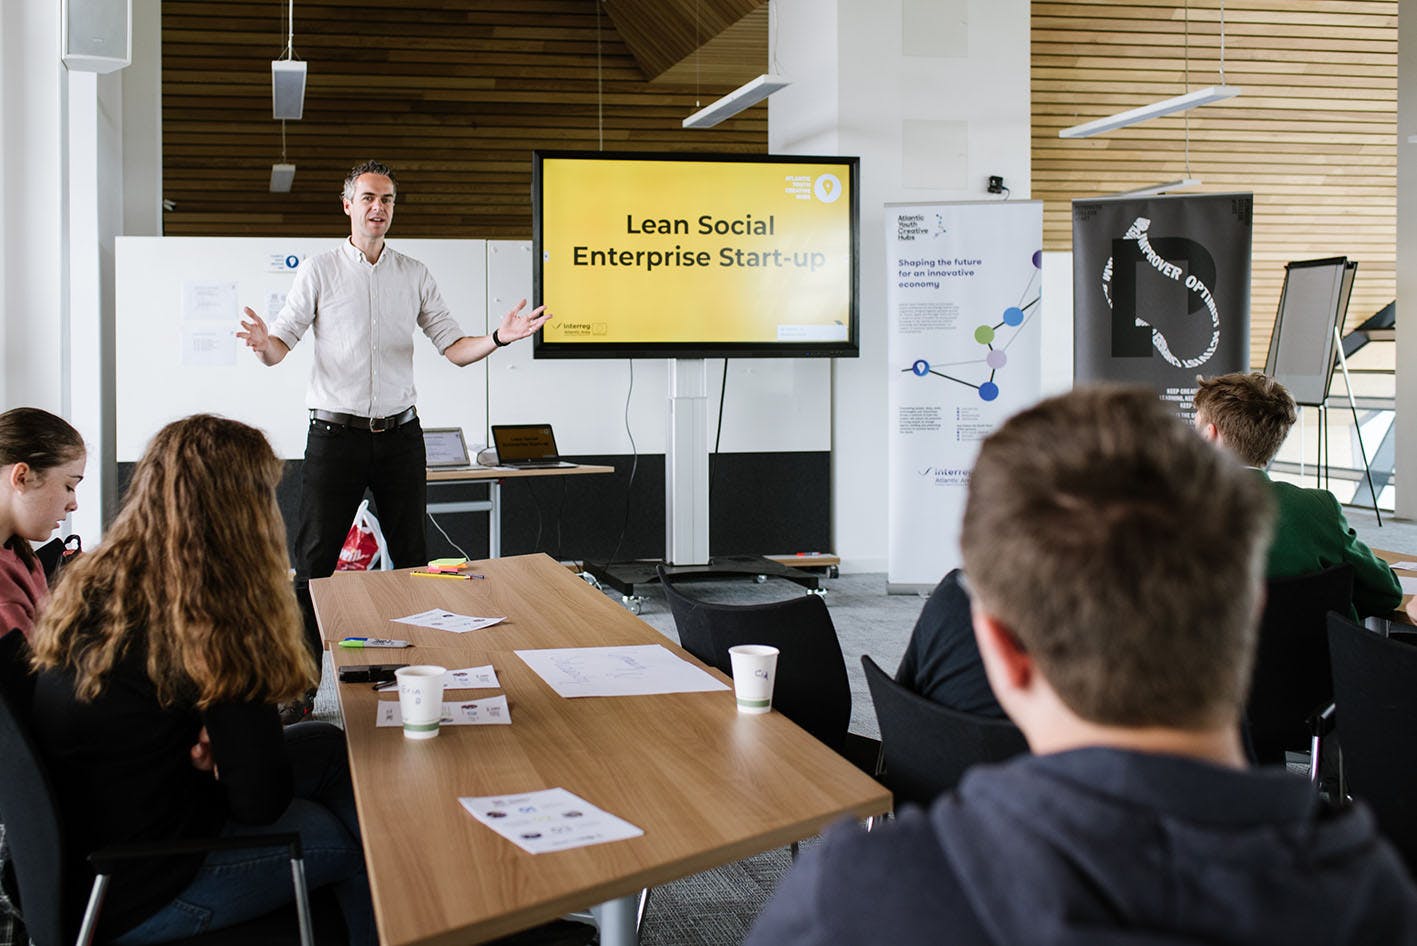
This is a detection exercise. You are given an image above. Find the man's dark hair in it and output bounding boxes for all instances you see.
[342,161,398,201]
[960,385,1274,729]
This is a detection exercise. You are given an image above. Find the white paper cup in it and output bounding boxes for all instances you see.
[395,665,447,740]
[728,645,779,715]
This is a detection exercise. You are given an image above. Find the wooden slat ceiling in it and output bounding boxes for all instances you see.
[1032,0,1397,366]
[653,5,769,89]
[161,0,770,238]
[602,0,763,80]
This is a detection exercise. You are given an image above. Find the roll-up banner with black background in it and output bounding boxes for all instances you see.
[1073,193,1252,421]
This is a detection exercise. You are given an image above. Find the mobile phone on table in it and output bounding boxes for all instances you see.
[336,664,406,684]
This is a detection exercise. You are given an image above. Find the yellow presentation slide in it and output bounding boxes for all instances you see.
[538,157,854,346]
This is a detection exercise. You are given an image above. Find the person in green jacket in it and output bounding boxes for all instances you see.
[1193,371,1401,619]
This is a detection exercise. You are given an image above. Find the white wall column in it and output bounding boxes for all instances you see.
[1396,0,1417,518]
[0,0,137,545]
[770,0,1032,572]
[1,0,65,412]
[122,0,162,237]
[67,66,126,541]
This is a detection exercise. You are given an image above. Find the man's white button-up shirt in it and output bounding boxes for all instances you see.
[268,239,465,417]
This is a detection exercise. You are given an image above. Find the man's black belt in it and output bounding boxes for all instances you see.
[309,406,417,433]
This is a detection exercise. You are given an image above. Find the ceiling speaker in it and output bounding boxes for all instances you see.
[272,61,307,120]
[270,163,297,193]
[62,0,132,73]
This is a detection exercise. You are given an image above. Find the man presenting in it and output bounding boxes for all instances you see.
[238,161,550,650]
[745,386,1417,945]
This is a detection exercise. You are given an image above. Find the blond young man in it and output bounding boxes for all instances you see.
[745,386,1417,946]
[1194,371,1400,619]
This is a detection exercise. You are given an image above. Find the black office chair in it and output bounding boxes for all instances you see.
[1327,613,1417,873]
[656,571,880,773]
[0,630,336,946]
[1245,564,1353,766]
[656,566,718,667]
[862,655,1028,809]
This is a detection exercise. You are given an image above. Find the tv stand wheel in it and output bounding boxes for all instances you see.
[621,594,644,615]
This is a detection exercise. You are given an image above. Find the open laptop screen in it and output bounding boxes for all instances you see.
[491,424,561,463]
[424,427,471,468]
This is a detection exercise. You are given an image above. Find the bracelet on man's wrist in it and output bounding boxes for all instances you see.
[491,328,510,347]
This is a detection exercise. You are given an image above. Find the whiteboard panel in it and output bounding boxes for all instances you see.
[1263,257,1349,408]
[485,241,831,455]
[115,237,488,460]
[115,237,828,464]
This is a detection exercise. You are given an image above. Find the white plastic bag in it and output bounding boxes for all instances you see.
[335,499,393,571]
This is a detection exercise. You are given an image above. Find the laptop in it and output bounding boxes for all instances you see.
[423,427,473,470]
[490,424,577,469]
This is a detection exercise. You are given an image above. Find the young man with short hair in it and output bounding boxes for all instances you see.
[745,385,1417,946]
[1194,371,1400,618]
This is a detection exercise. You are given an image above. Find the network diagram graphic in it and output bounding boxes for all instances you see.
[900,251,1041,402]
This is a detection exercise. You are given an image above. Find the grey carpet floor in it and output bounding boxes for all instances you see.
[312,509,1417,945]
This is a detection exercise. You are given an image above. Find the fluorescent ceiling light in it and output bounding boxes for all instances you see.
[1059,85,1241,139]
[270,163,296,193]
[683,74,790,129]
[1107,178,1201,198]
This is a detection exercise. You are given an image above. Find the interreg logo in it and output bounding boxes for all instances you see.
[917,466,971,486]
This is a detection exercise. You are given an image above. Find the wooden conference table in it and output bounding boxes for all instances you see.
[311,555,889,946]
[425,464,613,558]
[1372,547,1416,624]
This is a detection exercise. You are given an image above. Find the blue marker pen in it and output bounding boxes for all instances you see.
[338,637,412,649]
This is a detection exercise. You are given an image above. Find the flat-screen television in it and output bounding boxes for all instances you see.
[533,150,859,359]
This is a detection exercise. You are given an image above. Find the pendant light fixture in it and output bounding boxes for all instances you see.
[683,1,790,128]
[1060,0,1238,139]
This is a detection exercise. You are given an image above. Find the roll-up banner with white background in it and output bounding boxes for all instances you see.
[1072,193,1252,421]
[886,201,1043,591]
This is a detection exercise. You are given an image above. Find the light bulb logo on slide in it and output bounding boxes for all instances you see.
[814,174,842,203]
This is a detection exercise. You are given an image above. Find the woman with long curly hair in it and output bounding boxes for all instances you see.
[29,414,372,944]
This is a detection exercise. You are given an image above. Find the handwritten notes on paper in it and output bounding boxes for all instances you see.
[181,281,238,321]
[460,788,643,855]
[515,644,728,698]
[376,695,511,727]
[446,665,500,689]
[392,609,506,634]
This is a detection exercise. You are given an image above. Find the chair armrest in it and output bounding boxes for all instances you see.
[88,832,302,874]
